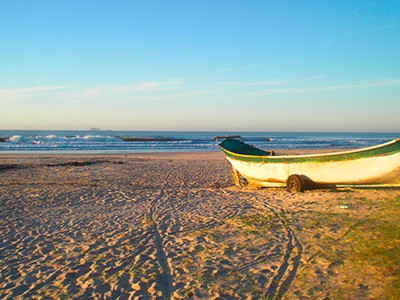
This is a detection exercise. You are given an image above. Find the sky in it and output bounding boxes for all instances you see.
[0,0,399,132]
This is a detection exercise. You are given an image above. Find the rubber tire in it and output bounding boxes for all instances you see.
[286,174,305,193]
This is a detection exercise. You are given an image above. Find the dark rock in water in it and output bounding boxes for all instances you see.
[0,137,8,142]
[121,137,177,142]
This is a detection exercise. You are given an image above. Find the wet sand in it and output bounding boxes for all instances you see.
[1,152,399,299]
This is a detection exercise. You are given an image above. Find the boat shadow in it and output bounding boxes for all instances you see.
[303,176,400,192]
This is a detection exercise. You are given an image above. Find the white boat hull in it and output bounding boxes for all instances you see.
[226,151,400,187]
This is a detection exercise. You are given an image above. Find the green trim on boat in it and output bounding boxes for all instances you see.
[219,138,400,164]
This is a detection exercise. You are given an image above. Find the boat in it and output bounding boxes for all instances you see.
[214,136,400,192]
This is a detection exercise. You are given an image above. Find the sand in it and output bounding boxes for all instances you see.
[0,152,399,299]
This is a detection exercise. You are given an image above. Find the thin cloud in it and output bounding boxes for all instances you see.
[292,78,400,93]
[64,79,183,99]
[14,86,65,93]
[122,89,213,102]
[221,75,324,87]
[0,86,65,102]
[65,88,103,99]
[109,79,182,93]
[216,78,400,98]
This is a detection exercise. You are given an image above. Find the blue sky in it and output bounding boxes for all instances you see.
[0,1,399,131]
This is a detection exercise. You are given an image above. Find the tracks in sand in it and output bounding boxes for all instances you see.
[146,169,176,300]
[141,166,303,299]
[1,158,305,299]
[252,197,303,300]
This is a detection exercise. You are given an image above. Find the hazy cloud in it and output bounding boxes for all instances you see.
[215,78,400,98]
[221,75,324,87]
[63,79,183,100]
[0,86,65,103]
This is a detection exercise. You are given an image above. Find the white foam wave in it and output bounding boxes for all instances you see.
[9,135,22,143]
[75,135,116,141]
[45,135,58,139]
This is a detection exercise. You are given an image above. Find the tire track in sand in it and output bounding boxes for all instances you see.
[252,197,303,300]
[147,168,176,300]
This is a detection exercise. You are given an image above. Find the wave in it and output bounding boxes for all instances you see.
[80,135,116,141]
[9,135,22,143]
[0,131,397,153]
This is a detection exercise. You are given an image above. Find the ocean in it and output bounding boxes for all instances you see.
[0,130,398,154]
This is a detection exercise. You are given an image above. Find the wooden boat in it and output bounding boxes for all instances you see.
[215,136,400,192]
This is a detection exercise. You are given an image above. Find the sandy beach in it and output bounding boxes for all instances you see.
[1,152,399,299]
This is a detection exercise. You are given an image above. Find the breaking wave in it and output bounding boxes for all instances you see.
[0,131,397,153]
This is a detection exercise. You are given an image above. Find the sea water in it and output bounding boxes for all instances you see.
[0,130,398,153]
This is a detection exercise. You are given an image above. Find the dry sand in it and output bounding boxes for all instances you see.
[0,152,399,299]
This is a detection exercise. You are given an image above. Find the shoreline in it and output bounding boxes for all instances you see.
[0,147,350,159]
[0,151,225,161]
